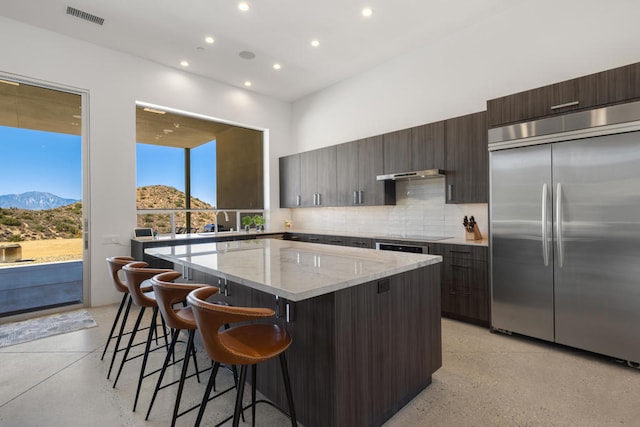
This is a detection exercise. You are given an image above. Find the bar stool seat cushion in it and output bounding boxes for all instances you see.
[220,324,291,365]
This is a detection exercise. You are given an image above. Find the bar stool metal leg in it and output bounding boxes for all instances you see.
[133,306,160,411]
[232,365,249,427]
[113,305,145,388]
[145,328,180,421]
[170,329,196,427]
[280,353,297,426]
[101,293,128,361]
[251,364,257,427]
[195,362,223,427]
[107,296,133,379]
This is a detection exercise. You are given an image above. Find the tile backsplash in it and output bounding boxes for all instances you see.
[290,178,488,239]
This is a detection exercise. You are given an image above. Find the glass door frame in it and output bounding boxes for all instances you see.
[0,72,90,321]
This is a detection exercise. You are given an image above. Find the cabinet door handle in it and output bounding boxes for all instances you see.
[550,101,579,110]
[313,193,317,205]
[450,250,471,254]
[447,184,453,201]
[296,195,301,206]
[358,190,363,204]
[451,264,471,269]
[316,193,322,205]
[353,191,358,205]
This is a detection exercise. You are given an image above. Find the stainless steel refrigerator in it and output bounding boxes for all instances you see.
[490,101,640,365]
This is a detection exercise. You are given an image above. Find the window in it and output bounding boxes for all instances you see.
[135,105,264,234]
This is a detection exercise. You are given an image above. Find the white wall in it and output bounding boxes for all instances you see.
[291,0,640,153]
[287,0,640,238]
[0,16,292,306]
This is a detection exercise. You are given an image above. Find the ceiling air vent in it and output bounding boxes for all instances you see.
[66,6,105,25]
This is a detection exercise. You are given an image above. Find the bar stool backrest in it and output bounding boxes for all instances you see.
[150,271,213,330]
[106,256,137,293]
[187,287,276,365]
[122,262,173,307]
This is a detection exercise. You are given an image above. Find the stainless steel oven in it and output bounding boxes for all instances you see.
[375,241,430,253]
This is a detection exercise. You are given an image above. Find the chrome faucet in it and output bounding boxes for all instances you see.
[214,210,229,233]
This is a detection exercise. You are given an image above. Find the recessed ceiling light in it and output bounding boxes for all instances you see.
[362,7,373,17]
[180,60,189,67]
[244,81,252,87]
[205,36,215,44]
[273,63,281,70]
[311,40,320,47]
[238,2,249,12]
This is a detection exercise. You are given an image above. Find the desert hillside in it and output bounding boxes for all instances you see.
[0,185,217,242]
[0,203,82,242]
[136,185,217,233]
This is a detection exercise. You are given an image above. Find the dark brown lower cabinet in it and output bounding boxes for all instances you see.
[432,244,489,326]
[189,265,441,427]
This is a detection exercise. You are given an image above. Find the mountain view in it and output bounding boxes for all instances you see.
[0,191,79,210]
[0,185,216,242]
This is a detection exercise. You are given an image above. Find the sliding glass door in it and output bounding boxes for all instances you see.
[0,77,86,318]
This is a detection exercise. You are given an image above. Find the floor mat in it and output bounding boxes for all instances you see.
[0,309,97,348]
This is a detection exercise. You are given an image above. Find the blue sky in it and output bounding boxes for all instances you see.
[136,141,217,205]
[0,126,81,199]
[0,125,217,205]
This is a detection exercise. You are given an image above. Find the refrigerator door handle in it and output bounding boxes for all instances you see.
[556,182,564,268]
[542,183,549,266]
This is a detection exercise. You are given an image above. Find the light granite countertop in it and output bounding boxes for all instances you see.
[134,229,488,247]
[286,229,489,247]
[145,238,441,302]
[134,229,283,243]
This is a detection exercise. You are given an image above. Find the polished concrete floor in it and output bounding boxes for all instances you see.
[0,304,638,427]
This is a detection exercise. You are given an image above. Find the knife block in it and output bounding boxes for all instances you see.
[465,224,482,241]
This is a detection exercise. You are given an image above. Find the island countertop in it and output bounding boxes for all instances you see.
[145,238,441,302]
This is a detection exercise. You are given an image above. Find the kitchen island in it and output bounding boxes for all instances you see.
[146,238,442,427]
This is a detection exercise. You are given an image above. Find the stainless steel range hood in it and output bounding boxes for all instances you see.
[376,169,445,181]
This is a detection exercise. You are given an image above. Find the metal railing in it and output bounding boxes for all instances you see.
[136,208,265,237]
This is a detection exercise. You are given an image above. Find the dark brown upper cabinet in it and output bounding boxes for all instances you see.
[383,128,412,174]
[279,154,301,208]
[337,135,394,206]
[383,121,445,174]
[300,146,337,207]
[487,62,640,128]
[444,111,488,204]
[412,121,445,171]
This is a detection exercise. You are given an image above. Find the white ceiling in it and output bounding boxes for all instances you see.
[1,0,518,102]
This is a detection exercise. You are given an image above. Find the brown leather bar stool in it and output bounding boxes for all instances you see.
[187,286,297,427]
[113,262,172,411]
[103,256,143,379]
[145,271,211,427]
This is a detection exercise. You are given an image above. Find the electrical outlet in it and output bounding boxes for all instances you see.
[102,234,120,245]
